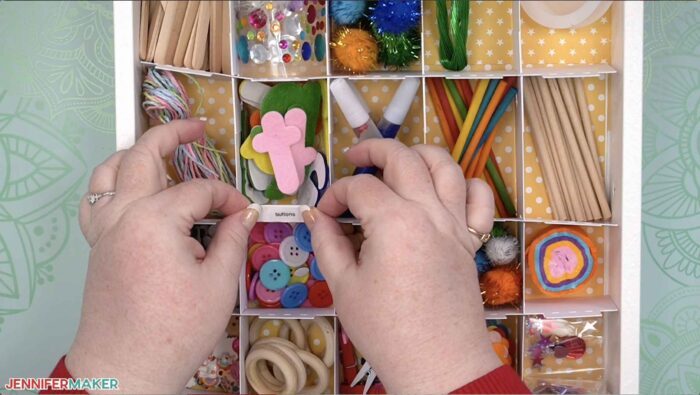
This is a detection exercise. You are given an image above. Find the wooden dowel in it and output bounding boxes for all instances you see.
[173,1,199,67]
[573,78,602,176]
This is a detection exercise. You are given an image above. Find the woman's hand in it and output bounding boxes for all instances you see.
[68,119,257,394]
[304,139,501,393]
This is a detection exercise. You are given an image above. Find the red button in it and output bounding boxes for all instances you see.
[308,281,332,307]
[251,244,280,271]
[251,223,266,244]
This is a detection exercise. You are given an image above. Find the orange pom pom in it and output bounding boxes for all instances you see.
[331,28,378,73]
[480,266,522,306]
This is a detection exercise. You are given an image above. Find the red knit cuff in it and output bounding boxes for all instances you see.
[450,365,531,394]
[39,356,88,394]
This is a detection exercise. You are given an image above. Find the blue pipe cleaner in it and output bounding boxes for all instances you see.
[330,0,366,25]
[369,0,421,35]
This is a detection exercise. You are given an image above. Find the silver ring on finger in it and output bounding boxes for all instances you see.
[87,191,116,205]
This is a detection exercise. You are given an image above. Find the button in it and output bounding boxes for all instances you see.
[248,272,259,301]
[279,236,310,268]
[251,223,267,244]
[293,223,313,252]
[310,256,325,280]
[255,280,282,304]
[280,283,309,308]
[264,223,293,243]
[248,243,264,260]
[259,259,291,291]
[251,244,281,271]
[308,281,332,307]
[246,258,253,290]
[258,299,282,308]
[306,279,317,288]
[289,266,310,285]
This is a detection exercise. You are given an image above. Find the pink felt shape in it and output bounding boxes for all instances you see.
[253,111,304,194]
[284,108,318,180]
[549,246,578,278]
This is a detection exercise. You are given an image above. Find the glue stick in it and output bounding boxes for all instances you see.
[377,77,421,139]
[330,79,382,141]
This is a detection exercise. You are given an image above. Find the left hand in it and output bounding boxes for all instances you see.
[68,119,257,393]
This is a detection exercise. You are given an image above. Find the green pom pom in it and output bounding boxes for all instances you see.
[491,224,509,238]
[375,29,421,69]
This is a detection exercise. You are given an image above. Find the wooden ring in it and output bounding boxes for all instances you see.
[296,349,330,395]
[245,344,298,395]
[254,338,307,392]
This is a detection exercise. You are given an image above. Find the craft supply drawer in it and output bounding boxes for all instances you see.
[114,1,642,393]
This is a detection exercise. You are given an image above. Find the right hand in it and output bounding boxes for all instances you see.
[302,139,501,393]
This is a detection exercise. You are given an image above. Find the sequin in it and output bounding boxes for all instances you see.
[301,41,312,61]
[247,31,255,40]
[282,53,292,63]
[250,44,269,64]
[237,36,250,64]
[248,9,267,29]
[279,40,288,49]
[292,40,301,50]
[307,5,316,23]
[283,13,302,35]
[274,10,285,21]
[300,31,306,40]
[271,21,281,33]
[257,30,266,41]
[265,2,274,11]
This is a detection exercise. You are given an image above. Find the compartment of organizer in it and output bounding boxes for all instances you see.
[138,1,234,74]
[520,1,614,74]
[522,316,605,392]
[233,1,328,79]
[329,1,422,75]
[237,79,330,206]
[240,316,337,394]
[480,221,523,316]
[522,76,611,223]
[185,315,241,393]
[425,77,519,219]
[423,0,515,74]
[487,316,521,373]
[141,69,237,189]
[330,78,424,179]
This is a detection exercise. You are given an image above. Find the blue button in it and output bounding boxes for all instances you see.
[310,256,325,281]
[294,223,313,252]
[281,283,308,308]
[259,260,291,291]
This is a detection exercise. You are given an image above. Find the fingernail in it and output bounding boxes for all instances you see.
[198,117,208,122]
[299,205,317,229]
[242,204,261,229]
[341,147,350,155]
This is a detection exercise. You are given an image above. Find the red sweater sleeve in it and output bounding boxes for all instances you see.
[40,356,87,395]
[450,365,531,394]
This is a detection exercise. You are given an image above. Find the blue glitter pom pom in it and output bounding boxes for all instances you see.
[475,249,493,275]
[369,0,421,35]
[330,0,366,25]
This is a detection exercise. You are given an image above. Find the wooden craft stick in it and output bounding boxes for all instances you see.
[202,35,210,71]
[184,6,199,69]
[192,1,211,70]
[451,79,489,162]
[209,0,223,73]
[546,79,602,220]
[443,80,464,126]
[534,78,586,221]
[444,79,467,120]
[558,78,611,219]
[573,78,602,176]
[154,1,187,65]
[426,79,455,149]
[173,1,199,67]
[486,154,516,217]
[467,88,517,178]
[430,79,461,143]
[146,2,165,62]
[523,79,566,220]
[457,79,474,107]
[139,1,150,60]
[222,2,232,75]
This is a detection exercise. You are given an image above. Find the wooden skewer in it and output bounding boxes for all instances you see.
[546,78,603,221]
[222,2,232,75]
[145,2,165,62]
[192,1,211,70]
[139,1,150,60]
[573,78,603,176]
[209,0,223,73]
[534,78,587,221]
[173,1,199,67]
[523,79,566,220]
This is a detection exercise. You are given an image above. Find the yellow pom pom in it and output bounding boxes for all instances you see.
[331,28,378,73]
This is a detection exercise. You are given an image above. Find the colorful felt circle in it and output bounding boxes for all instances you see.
[527,226,597,295]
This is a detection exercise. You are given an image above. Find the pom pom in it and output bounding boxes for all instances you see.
[485,235,519,266]
[369,0,421,35]
[330,0,366,25]
[475,249,492,275]
[375,29,421,69]
[331,28,378,73]
[480,266,522,306]
[490,223,510,238]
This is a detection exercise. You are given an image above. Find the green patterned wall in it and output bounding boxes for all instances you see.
[640,2,700,394]
[0,1,698,392]
[0,1,114,382]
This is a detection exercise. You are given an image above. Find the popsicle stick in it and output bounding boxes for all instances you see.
[444,79,467,120]
[451,79,488,162]
[426,79,455,149]
[545,78,600,220]
[443,80,464,125]
[534,78,586,221]
[523,78,566,220]
[222,2,232,75]
[173,1,199,67]
[202,35,210,71]
[145,2,165,62]
[430,79,461,143]
[184,6,199,69]
[209,0,223,73]
[154,1,186,65]
[139,1,150,60]
[192,1,211,70]
[573,78,602,175]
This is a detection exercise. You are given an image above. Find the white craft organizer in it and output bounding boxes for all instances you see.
[114,1,642,393]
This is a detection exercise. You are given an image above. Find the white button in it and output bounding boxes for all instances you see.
[279,236,309,268]
[248,159,273,191]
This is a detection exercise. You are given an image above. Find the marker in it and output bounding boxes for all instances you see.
[330,79,382,141]
[376,77,421,138]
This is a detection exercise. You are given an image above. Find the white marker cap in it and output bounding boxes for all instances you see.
[383,78,421,126]
[330,79,370,129]
[239,80,271,109]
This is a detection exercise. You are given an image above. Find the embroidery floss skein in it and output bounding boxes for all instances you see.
[142,68,235,185]
[436,0,469,71]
